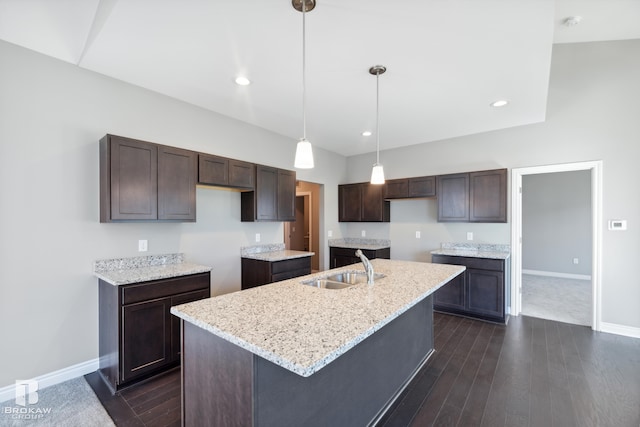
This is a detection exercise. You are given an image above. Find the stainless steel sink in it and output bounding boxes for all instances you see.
[302,279,354,290]
[301,271,386,290]
[326,271,385,285]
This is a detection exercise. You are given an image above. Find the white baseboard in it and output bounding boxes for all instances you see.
[522,269,591,281]
[0,358,99,404]
[600,322,640,339]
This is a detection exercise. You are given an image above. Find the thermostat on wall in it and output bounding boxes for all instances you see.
[608,220,627,231]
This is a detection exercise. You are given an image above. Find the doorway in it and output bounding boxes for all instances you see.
[511,161,602,331]
[284,181,321,272]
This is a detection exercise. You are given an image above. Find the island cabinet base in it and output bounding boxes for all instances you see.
[181,295,434,427]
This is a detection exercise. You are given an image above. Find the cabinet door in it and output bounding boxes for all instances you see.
[437,173,469,222]
[256,165,278,220]
[198,154,229,186]
[466,268,504,320]
[469,169,507,222]
[338,184,362,222]
[361,183,385,221]
[409,176,436,198]
[122,298,171,382]
[170,290,210,362]
[433,273,466,311]
[383,179,409,199]
[158,146,196,221]
[108,136,158,221]
[229,159,255,189]
[277,169,296,221]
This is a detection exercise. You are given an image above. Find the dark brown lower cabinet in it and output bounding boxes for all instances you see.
[98,272,210,393]
[241,257,311,290]
[329,246,391,268]
[432,254,509,323]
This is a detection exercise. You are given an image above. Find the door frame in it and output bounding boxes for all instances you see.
[510,160,603,331]
[284,191,313,253]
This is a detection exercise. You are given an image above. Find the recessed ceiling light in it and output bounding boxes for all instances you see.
[490,100,509,108]
[563,16,582,27]
[362,131,372,136]
[235,76,251,86]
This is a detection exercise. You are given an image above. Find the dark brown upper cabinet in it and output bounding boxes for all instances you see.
[198,154,254,190]
[437,168,507,223]
[338,182,390,222]
[241,165,296,222]
[100,134,196,222]
[383,176,436,199]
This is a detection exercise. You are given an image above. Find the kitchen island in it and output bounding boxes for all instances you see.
[171,259,464,426]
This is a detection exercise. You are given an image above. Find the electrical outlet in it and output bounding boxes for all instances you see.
[573,258,579,265]
[138,240,148,252]
[255,233,261,242]
[328,230,333,238]
[415,231,421,239]
[361,230,366,237]
[467,232,473,241]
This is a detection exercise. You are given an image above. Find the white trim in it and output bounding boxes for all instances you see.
[0,358,99,404]
[600,322,640,339]
[522,269,591,281]
[511,160,603,332]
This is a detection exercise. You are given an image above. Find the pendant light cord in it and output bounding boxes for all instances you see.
[302,0,307,141]
[375,70,380,164]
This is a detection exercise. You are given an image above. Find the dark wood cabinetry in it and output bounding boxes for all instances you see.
[241,257,311,289]
[384,176,436,199]
[437,168,506,223]
[100,134,196,222]
[329,246,391,268]
[198,154,255,189]
[98,272,210,393]
[241,165,296,221]
[432,254,509,323]
[338,183,390,222]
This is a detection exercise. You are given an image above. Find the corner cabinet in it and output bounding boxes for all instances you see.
[432,255,509,323]
[100,134,196,222]
[98,272,210,393]
[241,165,296,222]
[437,168,507,223]
[338,183,390,222]
[329,246,391,268]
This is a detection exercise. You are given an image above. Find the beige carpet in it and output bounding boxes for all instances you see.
[0,377,114,427]
[521,274,592,326]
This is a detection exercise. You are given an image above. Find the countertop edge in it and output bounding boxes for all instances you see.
[95,263,212,286]
[241,250,315,262]
[431,249,511,260]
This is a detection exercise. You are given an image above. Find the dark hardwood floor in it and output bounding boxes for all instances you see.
[88,313,640,427]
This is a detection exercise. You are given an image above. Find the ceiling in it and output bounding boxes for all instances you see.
[1,0,639,157]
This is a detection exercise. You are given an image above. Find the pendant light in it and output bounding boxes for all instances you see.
[369,65,386,184]
[293,0,315,169]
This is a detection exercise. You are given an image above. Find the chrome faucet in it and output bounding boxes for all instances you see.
[355,249,375,284]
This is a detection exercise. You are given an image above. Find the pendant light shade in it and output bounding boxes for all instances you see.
[293,0,315,169]
[369,65,386,184]
[295,138,314,168]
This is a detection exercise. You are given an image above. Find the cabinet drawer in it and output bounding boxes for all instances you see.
[272,267,311,283]
[271,257,311,274]
[432,255,504,272]
[122,273,210,305]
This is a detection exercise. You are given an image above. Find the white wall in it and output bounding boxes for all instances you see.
[522,171,592,275]
[0,40,347,388]
[346,39,640,330]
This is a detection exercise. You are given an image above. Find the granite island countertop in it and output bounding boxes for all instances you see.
[94,253,212,286]
[171,258,464,377]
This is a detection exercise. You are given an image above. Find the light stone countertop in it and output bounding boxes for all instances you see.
[431,242,510,260]
[171,258,464,377]
[242,250,314,262]
[94,253,211,286]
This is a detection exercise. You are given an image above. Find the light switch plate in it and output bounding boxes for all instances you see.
[328,230,333,237]
[466,232,473,241]
[361,230,366,237]
[255,233,261,242]
[415,231,421,239]
[138,240,148,252]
